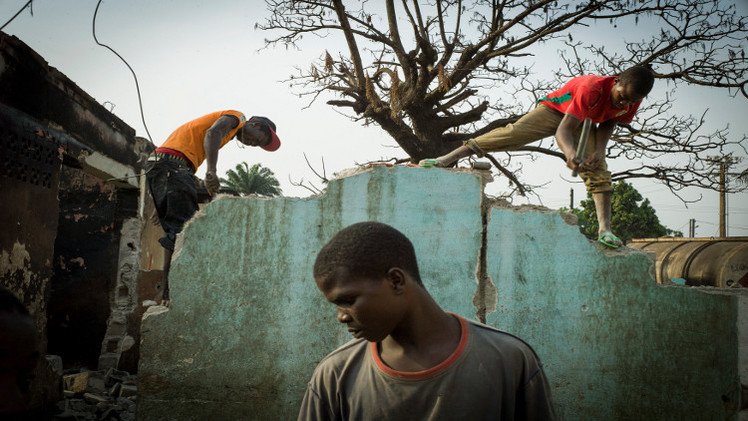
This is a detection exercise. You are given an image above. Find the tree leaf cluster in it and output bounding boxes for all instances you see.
[220,162,282,197]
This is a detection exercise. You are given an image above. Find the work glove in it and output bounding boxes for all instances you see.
[205,171,220,196]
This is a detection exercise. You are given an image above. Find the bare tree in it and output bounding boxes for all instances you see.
[260,0,747,197]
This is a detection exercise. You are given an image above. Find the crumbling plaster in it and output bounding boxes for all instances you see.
[138,166,744,420]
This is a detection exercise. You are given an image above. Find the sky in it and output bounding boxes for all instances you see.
[1,0,746,237]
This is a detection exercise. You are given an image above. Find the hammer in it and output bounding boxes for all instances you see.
[572,118,592,177]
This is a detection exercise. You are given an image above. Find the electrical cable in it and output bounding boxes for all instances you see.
[92,0,153,143]
[0,0,33,31]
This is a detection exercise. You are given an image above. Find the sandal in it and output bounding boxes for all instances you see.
[419,158,441,168]
[598,231,623,249]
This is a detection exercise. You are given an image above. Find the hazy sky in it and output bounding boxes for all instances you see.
[1,0,746,236]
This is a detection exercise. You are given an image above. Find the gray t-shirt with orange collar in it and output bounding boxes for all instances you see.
[298,315,556,420]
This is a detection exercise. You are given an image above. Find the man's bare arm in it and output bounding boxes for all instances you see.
[204,115,240,174]
[581,120,616,171]
[555,114,582,170]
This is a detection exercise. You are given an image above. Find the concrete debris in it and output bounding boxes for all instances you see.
[86,371,107,394]
[142,304,169,320]
[54,368,137,420]
[47,355,64,376]
[118,384,137,398]
[83,393,108,404]
[63,371,90,394]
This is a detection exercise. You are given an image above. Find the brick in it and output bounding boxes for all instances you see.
[85,371,107,394]
[108,382,121,397]
[63,372,90,394]
[46,354,63,375]
[119,384,137,398]
[98,354,120,371]
[83,392,108,404]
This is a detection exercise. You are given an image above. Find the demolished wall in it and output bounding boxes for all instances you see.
[0,32,152,409]
[139,166,744,420]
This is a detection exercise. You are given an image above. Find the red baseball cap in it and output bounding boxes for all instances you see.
[248,116,281,152]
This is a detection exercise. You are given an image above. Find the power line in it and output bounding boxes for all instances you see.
[695,220,748,230]
[0,0,33,31]
[92,0,153,142]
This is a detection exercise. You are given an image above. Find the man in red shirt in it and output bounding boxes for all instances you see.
[421,66,655,249]
[145,111,281,304]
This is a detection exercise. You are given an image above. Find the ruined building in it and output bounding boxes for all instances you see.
[0,32,162,412]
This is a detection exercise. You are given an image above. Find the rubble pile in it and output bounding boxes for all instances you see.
[54,368,137,421]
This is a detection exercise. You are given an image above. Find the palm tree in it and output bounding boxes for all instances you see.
[220,162,282,197]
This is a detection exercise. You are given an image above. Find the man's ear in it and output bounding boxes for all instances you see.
[386,268,407,293]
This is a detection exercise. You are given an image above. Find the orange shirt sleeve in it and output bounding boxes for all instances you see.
[160,110,247,169]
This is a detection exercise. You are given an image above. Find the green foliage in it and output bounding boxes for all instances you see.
[567,181,683,243]
[220,162,282,197]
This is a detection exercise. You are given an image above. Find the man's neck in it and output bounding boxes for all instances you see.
[378,298,462,372]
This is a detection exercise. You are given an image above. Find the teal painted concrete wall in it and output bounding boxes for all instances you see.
[485,207,740,419]
[138,166,484,420]
[138,166,741,420]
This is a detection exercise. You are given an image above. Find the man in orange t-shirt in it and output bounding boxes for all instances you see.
[145,110,281,304]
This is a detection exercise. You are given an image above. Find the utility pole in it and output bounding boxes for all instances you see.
[719,161,727,237]
[570,188,574,209]
[689,218,696,238]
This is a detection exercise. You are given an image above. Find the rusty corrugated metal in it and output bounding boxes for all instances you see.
[628,237,748,287]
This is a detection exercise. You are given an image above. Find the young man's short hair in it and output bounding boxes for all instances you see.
[618,65,655,96]
[314,222,424,286]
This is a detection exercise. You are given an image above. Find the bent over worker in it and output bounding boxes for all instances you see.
[145,110,281,304]
[421,66,655,249]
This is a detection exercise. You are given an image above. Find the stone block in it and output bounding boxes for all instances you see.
[63,372,90,394]
[108,382,121,397]
[98,354,120,371]
[119,384,137,398]
[46,354,63,375]
[26,352,64,416]
[106,368,130,384]
[85,371,107,394]
[83,392,108,404]
[106,318,127,338]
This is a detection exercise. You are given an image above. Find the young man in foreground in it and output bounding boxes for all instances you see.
[421,66,655,248]
[299,221,556,420]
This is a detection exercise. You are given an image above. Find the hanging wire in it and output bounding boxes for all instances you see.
[92,0,153,142]
[0,0,33,31]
